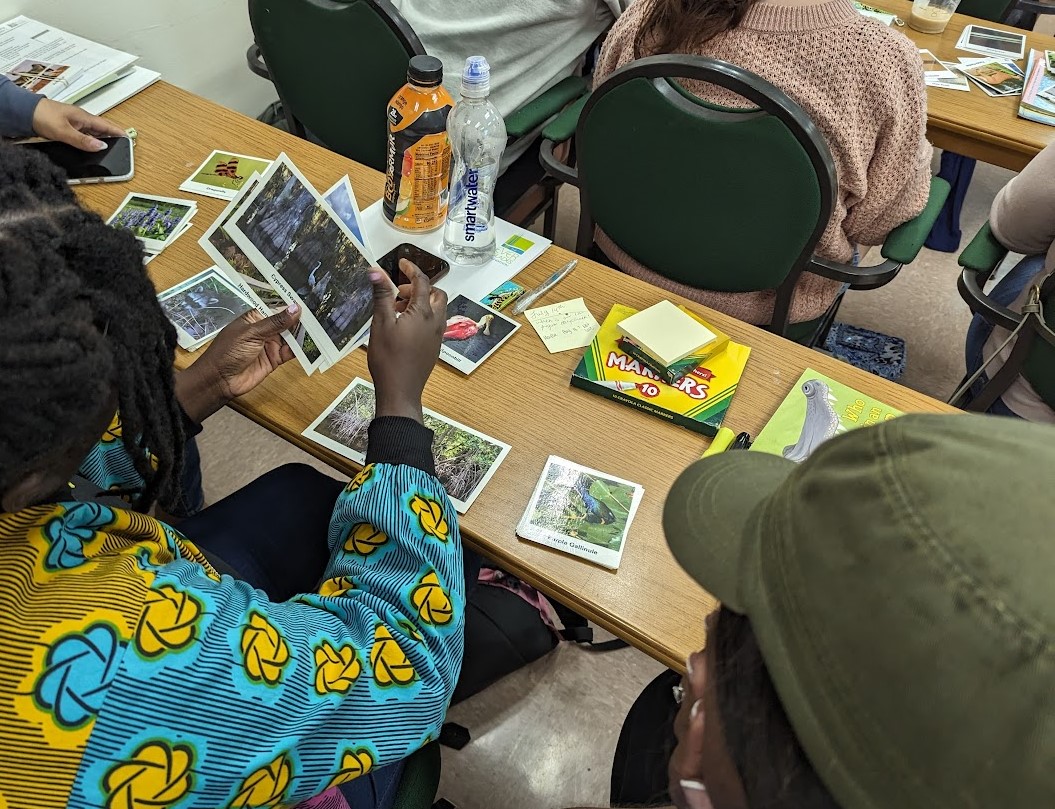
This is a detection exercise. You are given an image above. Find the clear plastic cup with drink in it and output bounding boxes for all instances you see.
[908,0,960,33]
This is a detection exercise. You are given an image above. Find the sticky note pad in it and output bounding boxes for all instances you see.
[616,300,718,367]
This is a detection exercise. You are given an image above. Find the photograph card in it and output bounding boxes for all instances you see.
[157,266,255,350]
[108,193,197,254]
[322,175,371,255]
[198,172,325,374]
[961,59,1025,95]
[919,49,956,80]
[302,378,511,513]
[928,62,972,91]
[1047,49,1055,74]
[179,150,274,200]
[516,456,644,570]
[226,154,376,365]
[957,25,1026,59]
[440,294,520,374]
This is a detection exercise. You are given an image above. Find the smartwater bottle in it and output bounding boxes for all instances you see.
[443,56,507,265]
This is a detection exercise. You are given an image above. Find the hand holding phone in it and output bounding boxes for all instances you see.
[377,243,450,287]
[17,135,134,185]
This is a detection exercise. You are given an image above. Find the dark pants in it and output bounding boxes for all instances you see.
[181,463,479,809]
[610,669,680,807]
[963,253,1046,418]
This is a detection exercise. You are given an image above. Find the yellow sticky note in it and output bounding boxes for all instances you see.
[525,298,600,353]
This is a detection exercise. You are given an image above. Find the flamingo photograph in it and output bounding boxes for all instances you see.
[440,294,520,373]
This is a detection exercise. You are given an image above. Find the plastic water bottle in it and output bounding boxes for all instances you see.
[443,56,506,265]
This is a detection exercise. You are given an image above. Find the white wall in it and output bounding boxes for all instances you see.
[0,0,276,116]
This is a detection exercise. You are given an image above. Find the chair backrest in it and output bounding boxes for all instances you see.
[954,0,1016,21]
[248,0,424,172]
[1022,285,1055,408]
[574,55,836,332]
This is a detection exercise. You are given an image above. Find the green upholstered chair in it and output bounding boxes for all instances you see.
[951,222,1055,411]
[247,0,588,238]
[391,742,441,809]
[539,55,950,345]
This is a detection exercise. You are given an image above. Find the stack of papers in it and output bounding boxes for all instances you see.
[959,57,1025,96]
[920,49,968,91]
[1018,49,1055,126]
[108,193,197,257]
[956,24,1026,60]
[195,152,375,372]
[0,16,138,104]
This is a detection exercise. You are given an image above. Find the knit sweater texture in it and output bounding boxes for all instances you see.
[594,0,933,325]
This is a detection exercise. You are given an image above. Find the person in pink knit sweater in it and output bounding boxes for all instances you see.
[594,0,933,327]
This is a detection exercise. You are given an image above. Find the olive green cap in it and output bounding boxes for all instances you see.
[663,413,1054,809]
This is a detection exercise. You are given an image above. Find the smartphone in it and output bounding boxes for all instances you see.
[378,243,450,287]
[18,135,134,185]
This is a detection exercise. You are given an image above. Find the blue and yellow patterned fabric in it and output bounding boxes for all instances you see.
[0,447,465,808]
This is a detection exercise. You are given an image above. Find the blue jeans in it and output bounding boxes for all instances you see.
[963,253,1046,418]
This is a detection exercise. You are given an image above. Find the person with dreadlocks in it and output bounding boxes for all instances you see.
[0,144,465,809]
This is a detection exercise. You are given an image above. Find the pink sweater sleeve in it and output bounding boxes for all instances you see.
[843,39,933,246]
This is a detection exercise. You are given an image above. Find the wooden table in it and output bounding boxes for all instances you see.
[886,0,1055,170]
[77,82,956,672]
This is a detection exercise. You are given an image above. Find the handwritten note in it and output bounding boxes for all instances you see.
[525,297,600,353]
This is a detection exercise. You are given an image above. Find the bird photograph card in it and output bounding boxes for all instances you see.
[517,456,644,570]
[226,154,377,366]
[440,294,520,375]
[302,378,511,513]
[961,59,1025,96]
[107,193,197,254]
[180,150,273,200]
[157,266,255,351]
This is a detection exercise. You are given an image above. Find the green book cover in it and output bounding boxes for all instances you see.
[571,304,750,437]
[751,369,902,462]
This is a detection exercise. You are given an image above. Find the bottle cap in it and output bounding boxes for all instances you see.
[408,55,443,87]
[460,55,490,98]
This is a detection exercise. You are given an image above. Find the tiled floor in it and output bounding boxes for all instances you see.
[196,124,1019,809]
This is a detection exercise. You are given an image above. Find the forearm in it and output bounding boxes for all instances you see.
[0,76,42,137]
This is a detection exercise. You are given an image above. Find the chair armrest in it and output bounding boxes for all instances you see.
[505,76,589,139]
[246,43,271,81]
[541,93,590,144]
[958,222,1009,274]
[879,176,951,265]
[808,257,901,290]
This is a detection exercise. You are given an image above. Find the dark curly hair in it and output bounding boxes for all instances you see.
[0,144,183,509]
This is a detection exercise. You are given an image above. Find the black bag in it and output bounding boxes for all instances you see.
[610,669,681,807]
[452,565,628,705]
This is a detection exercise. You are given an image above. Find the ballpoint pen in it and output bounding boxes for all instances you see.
[509,259,578,315]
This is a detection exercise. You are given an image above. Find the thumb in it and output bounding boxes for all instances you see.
[248,303,300,339]
[370,268,396,324]
[61,120,107,152]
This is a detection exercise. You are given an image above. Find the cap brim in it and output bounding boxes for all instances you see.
[663,450,796,613]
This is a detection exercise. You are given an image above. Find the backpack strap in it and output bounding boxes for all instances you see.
[551,600,629,652]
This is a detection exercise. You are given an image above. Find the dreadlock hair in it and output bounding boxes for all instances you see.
[0,144,184,510]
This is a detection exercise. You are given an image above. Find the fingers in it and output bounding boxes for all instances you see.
[60,118,108,152]
[429,285,448,317]
[248,303,300,338]
[370,269,396,325]
[77,110,126,138]
[402,259,432,308]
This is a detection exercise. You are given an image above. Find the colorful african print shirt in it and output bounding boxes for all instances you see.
[0,439,464,807]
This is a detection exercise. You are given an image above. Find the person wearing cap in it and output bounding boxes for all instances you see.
[577,413,1054,809]
[0,75,125,150]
